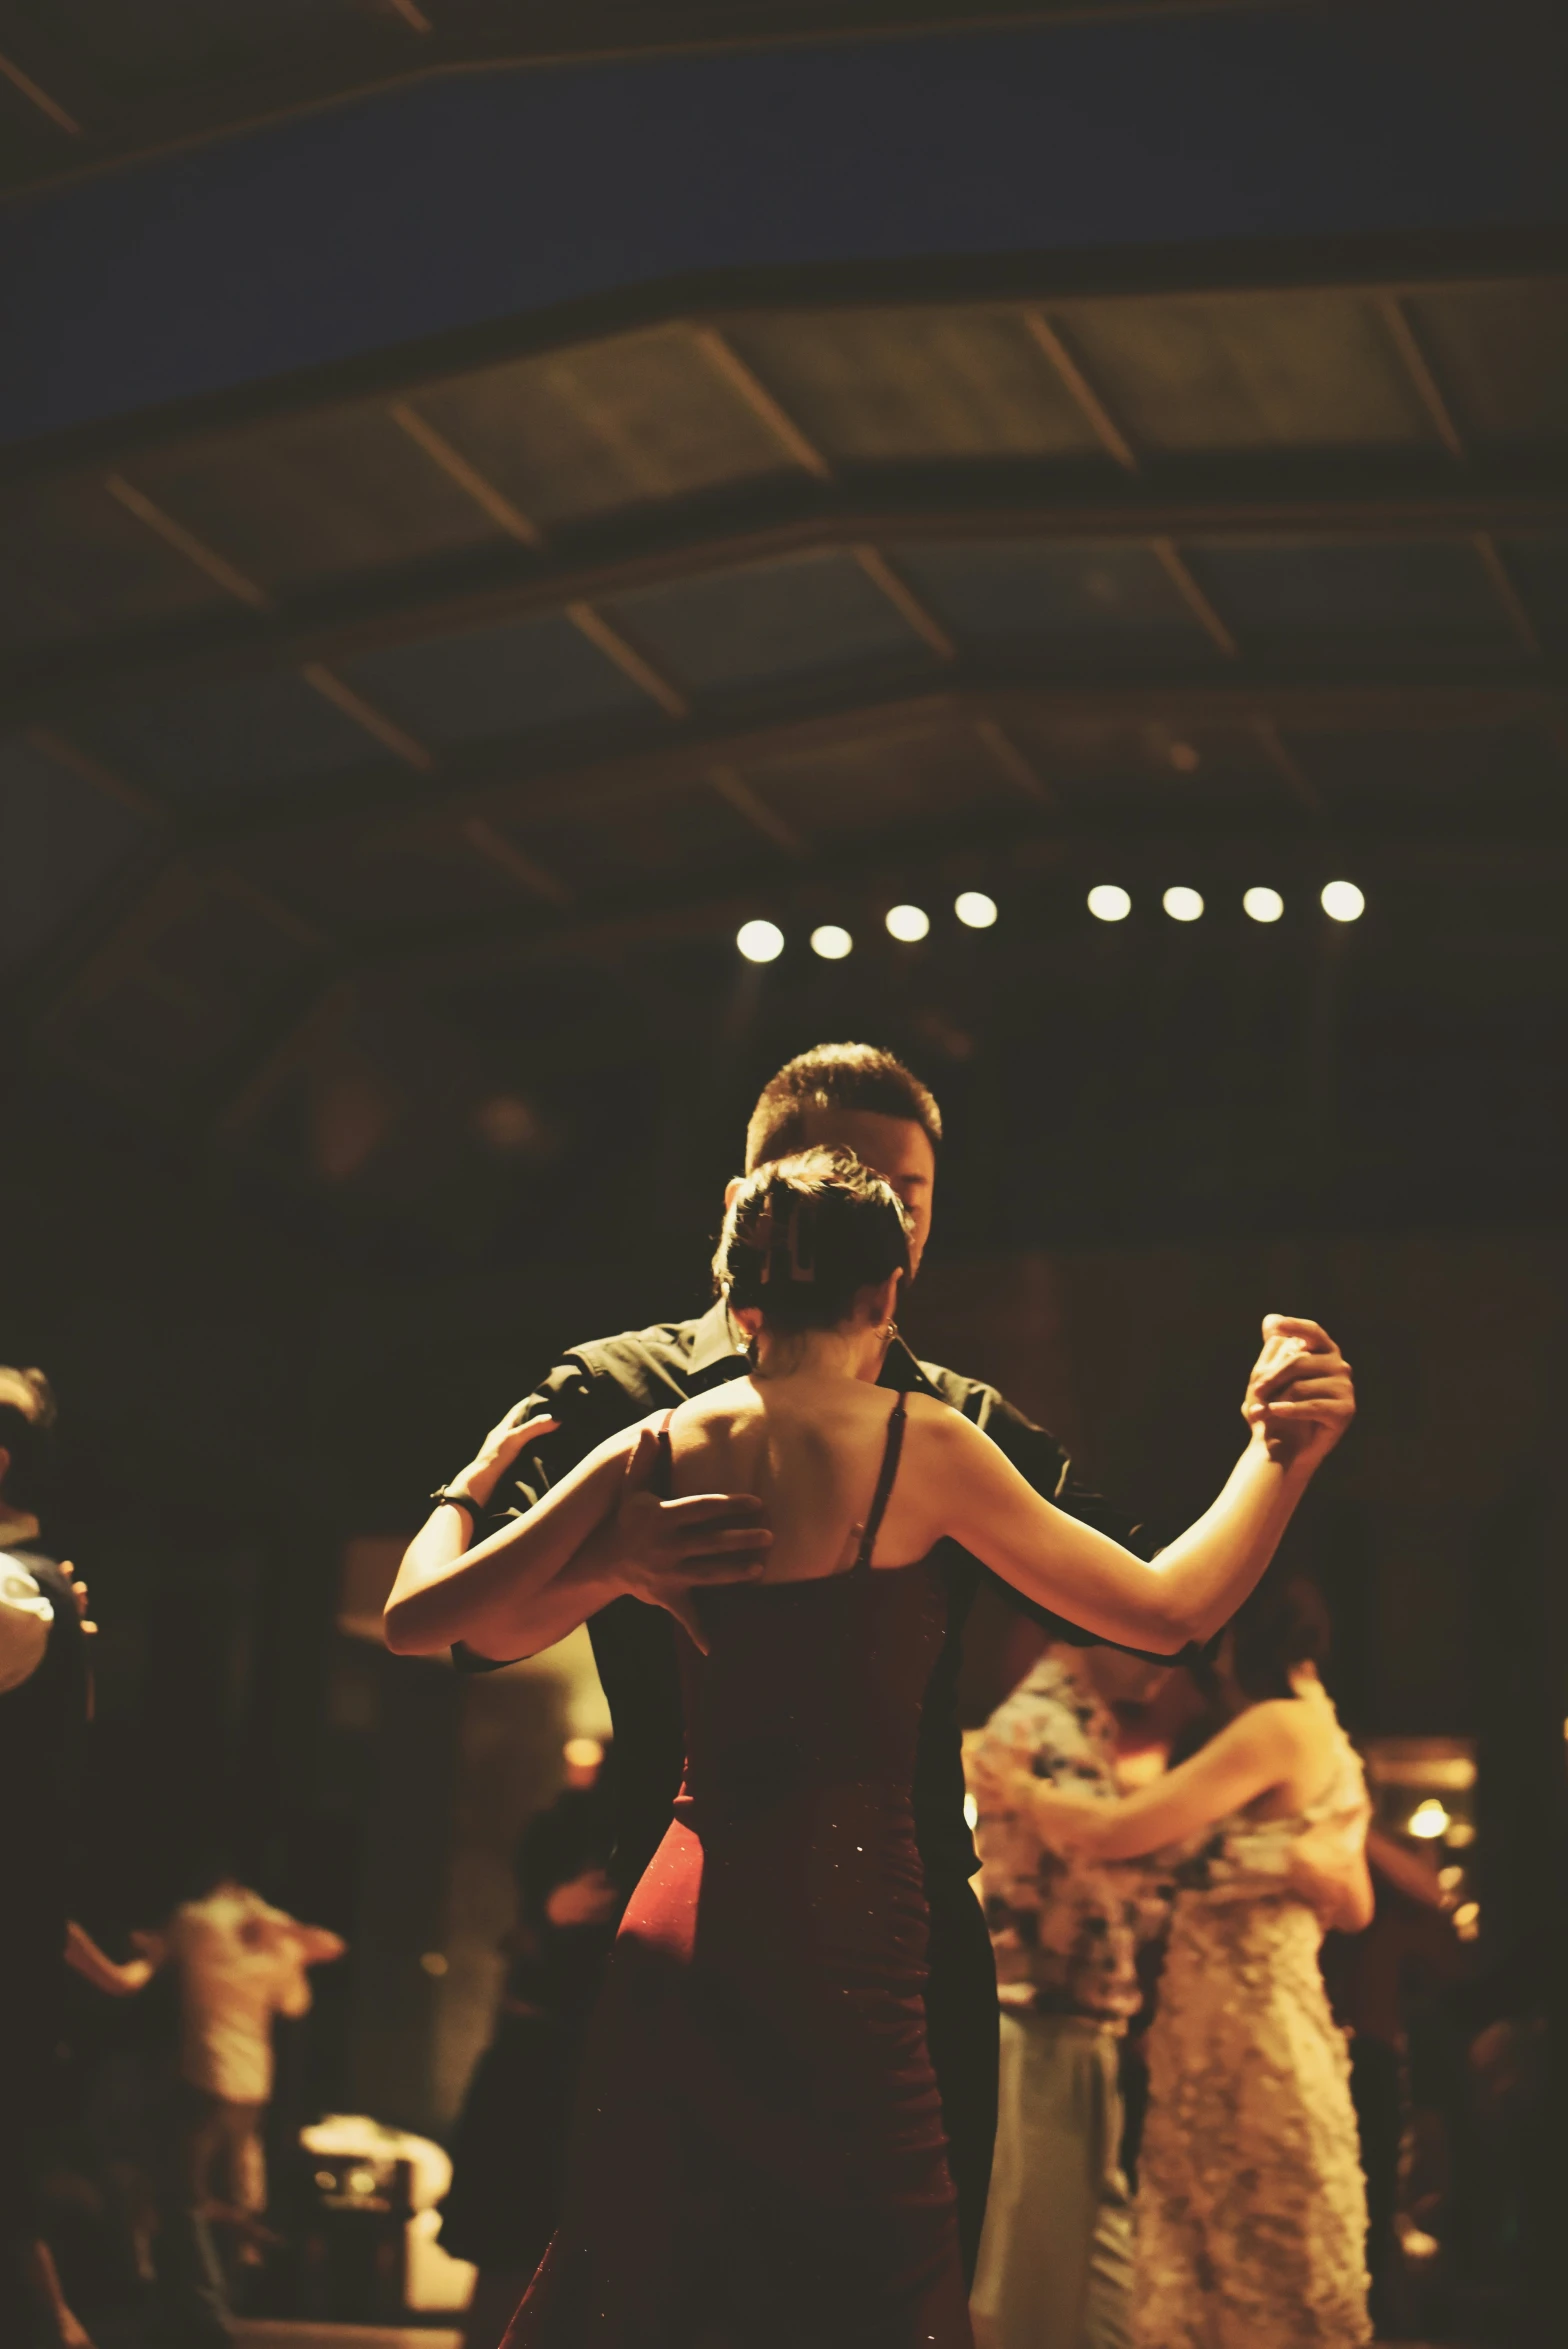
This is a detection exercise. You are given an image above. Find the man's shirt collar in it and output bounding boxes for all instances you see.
[683,1299,940,1401]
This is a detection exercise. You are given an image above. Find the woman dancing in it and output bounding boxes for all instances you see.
[975,1573,1374,2349]
[386,1151,1354,2349]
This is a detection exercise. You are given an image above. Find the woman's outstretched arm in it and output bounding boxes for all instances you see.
[927,1334,1352,1654]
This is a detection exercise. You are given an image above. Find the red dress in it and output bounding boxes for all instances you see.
[503,1393,973,2348]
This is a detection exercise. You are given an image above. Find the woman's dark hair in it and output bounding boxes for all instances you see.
[1227,1571,1333,1703]
[745,1044,942,1173]
[714,1148,911,1334]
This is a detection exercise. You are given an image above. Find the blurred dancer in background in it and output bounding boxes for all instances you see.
[967,1641,1188,2349]
[441,1736,620,2349]
[977,1573,1374,2349]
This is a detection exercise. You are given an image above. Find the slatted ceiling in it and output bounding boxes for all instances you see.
[336,609,653,749]
[410,328,804,531]
[68,670,377,807]
[504,781,764,895]
[1180,539,1514,653]
[122,405,505,596]
[895,540,1221,659]
[603,551,934,700]
[1283,723,1566,818]
[1053,291,1442,454]
[724,307,1105,465]
[1401,282,1568,446]
[737,723,1010,841]
[0,732,148,965]
[1499,537,1568,647]
[1006,715,1294,817]
[0,477,233,655]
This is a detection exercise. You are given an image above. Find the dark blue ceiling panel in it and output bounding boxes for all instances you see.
[605,552,932,700]
[4,3,1564,445]
[0,731,147,965]
[897,539,1219,660]
[339,610,655,746]
[1182,538,1514,651]
[68,669,375,805]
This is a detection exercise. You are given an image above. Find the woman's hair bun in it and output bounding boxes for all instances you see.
[713,1149,910,1334]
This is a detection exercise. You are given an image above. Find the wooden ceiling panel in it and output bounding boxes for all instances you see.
[1005,714,1296,819]
[1403,282,1568,448]
[897,538,1221,661]
[1180,538,1515,658]
[736,720,1012,842]
[0,475,232,655]
[122,404,505,595]
[604,550,934,700]
[1498,535,1568,650]
[410,326,804,529]
[1056,290,1443,455]
[0,729,149,966]
[725,306,1104,465]
[338,609,654,748]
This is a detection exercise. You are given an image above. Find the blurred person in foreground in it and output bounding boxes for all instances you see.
[388,1150,1356,2345]
[442,1736,620,2349]
[1,1366,154,2349]
[409,1041,1356,2287]
[976,1573,1374,2349]
[965,1642,1195,2349]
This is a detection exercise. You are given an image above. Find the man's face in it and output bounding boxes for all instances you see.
[797,1108,936,1276]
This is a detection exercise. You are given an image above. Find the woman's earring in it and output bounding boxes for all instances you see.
[881,1320,899,1343]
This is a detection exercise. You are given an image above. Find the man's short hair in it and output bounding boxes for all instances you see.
[0,1366,57,1511]
[745,1044,943,1174]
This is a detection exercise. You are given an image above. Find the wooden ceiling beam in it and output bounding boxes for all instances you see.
[7,230,1563,481]
[11,464,1564,726]
[197,667,1568,854]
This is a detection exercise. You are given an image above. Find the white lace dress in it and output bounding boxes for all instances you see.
[1133,1707,1372,2349]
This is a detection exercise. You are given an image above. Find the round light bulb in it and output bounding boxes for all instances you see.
[954,890,998,930]
[885,903,930,943]
[1243,886,1285,925]
[1087,884,1131,923]
[1163,886,1204,923]
[810,923,853,961]
[1321,879,1365,923]
[736,918,784,964]
[1407,1799,1450,1841]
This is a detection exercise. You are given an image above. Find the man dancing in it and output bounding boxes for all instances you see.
[425,1043,1355,2279]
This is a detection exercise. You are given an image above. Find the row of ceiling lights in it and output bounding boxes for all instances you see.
[734,880,1366,963]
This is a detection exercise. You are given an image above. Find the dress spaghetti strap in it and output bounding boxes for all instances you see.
[851,1392,909,1575]
[652,1409,677,1500]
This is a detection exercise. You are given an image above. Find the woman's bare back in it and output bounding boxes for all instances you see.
[663,1375,950,1586]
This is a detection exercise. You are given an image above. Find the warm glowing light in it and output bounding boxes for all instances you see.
[1163,885,1204,923]
[1321,879,1365,923]
[885,903,930,943]
[963,1793,979,1831]
[420,1950,449,1976]
[1407,1798,1450,1840]
[954,890,998,930]
[1244,886,1284,924]
[736,918,785,963]
[1087,884,1131,923]
[810,924,853,960]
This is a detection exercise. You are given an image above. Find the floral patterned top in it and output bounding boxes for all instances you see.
[971,1652,1177,2026]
